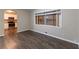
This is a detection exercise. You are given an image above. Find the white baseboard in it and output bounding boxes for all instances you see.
[17,29,29,33]
[31,29,79,45]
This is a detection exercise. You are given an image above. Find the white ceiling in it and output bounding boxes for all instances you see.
[25,9,36,12]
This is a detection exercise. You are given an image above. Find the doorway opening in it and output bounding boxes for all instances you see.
[4,10,18,49]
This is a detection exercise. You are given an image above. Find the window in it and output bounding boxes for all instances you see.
[35,10,61,27]
[45,14,59,26]
[35,15,44,24]
[46,14,56,26]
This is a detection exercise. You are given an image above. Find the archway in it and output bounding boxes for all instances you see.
[4,10,17,30]
[4,10,18,49]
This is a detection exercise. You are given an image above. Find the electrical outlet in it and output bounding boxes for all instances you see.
[45,32,47,34]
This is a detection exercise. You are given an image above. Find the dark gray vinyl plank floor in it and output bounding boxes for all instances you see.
[0,30,78,49]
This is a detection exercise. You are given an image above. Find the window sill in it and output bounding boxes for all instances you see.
[35,24,62,28]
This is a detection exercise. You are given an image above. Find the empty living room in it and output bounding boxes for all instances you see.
[0,9,78,49]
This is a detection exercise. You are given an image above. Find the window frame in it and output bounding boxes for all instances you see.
[35,10,62,28]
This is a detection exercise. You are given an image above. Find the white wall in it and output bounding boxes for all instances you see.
[30,9,78,44]
[0,9,4,36]
[78,12,79,40]
[0,9,31,36]
[76,10,79,41]
[14,9,31,32]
